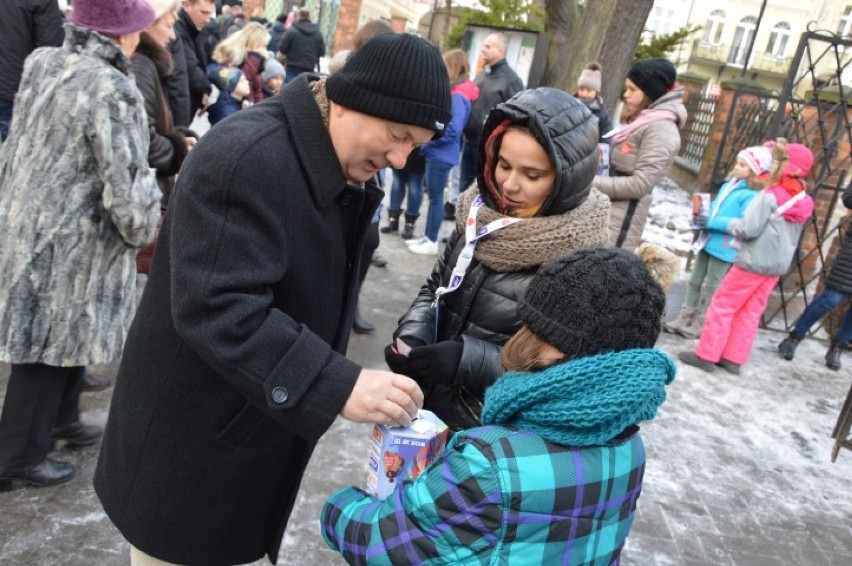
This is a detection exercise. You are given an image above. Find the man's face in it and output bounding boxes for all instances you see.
[480,35,505,66]
[328,104,435,184]
[182,0,215,30]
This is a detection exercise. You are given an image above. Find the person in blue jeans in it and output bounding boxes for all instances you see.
[408,49,475,255]
[382,150,425,239]
[778,182,852,370]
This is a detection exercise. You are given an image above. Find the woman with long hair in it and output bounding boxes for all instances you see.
[594,58,687,250]
[211,21,269,103]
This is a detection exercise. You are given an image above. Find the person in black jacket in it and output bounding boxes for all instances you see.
[457,33,524,200]
[385,88,612,431]
[132,0,198,274]
[778,183,852,370]
[277,7,325,82]
[574,61,613,141]
[94,33,450,565]
[0,0,65,141]
[173,0,214,120]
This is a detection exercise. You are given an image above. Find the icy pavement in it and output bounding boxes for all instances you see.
[1,178,851,565]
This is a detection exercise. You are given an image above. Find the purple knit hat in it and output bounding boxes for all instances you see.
[69,0,156,36]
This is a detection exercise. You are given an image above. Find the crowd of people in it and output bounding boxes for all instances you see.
[0,1,846,565]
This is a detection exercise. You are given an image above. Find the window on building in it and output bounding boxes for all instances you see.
[702,9,726,44]
[839,6,852,38]
[648,6,677,36]
[729,15,758,66]
[765,22,791,59]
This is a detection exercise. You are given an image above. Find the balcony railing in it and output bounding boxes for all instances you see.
[689,39,793,76]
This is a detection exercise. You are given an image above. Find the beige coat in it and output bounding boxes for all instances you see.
[594,88,687,250]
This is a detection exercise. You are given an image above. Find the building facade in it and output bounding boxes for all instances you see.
[649,0,851,93]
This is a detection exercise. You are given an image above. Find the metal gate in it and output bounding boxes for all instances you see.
[709,26,852,333]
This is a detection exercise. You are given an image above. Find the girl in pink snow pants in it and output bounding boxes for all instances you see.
[678,140,815,374]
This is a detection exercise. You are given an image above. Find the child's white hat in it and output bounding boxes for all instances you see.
[738,146,773,176]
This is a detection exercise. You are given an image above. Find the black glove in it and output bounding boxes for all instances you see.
[406,341,464,388]
[693,214,708,229]
[384,344,414,375]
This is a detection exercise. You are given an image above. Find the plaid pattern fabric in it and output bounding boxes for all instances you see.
[322,425,645,565]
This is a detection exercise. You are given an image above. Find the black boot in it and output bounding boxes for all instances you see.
[778,332,803,360]
[825,340,843,371]
[0,458,76,492]
[352,306,376,334]
[380,210,401,234]
[401,214,418,240]
[444,202,456,221]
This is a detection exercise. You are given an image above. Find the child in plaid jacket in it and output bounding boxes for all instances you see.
[322,245,678,565]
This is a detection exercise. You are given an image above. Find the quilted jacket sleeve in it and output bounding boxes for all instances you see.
[593,120,680,201]
[393,229,463,347]
[321,436,503,565]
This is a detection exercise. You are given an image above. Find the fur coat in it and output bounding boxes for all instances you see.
[0,24,160,366]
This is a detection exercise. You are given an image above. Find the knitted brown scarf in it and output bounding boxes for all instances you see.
[454,186,611,272]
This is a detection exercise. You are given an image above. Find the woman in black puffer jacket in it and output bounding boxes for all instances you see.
[385,87,611,430]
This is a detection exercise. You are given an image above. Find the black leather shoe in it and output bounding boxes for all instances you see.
[0,458,76,492]
[52,421,103,447]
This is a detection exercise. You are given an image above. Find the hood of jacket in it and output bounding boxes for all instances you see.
[452,78,480,102]
[767,185,814,223]
[476,87,599,216]
[648,87,687,129]
[293,20,320,36]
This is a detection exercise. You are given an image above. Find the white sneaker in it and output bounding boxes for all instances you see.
[405,236,428,247]
[408,239,439,255]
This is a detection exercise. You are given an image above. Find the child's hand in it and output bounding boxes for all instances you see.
[241,99,253,110]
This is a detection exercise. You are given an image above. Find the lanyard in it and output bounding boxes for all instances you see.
[432,195,523,307]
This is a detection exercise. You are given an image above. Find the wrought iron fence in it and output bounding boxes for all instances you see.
[678,87,717,170]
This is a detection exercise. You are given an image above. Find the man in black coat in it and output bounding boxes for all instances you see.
[0,0,65,140]
[458,32,524,204]
[277,7,326,83]
[94,33,452,565]
[173,0,214,122]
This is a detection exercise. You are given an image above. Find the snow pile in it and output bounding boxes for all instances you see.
[641,178,696,256]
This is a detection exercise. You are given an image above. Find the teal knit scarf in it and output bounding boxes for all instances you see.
[482,349,676,446]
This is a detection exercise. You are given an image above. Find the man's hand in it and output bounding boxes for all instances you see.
[340,369,424,427]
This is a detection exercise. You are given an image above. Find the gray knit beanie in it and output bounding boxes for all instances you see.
[326,33,452,139]
[518,247,666,359]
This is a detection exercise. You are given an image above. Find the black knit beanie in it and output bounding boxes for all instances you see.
[626,57,677,102]
[326,33,452,139]
[518,247,666,359]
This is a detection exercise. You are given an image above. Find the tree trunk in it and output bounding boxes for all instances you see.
[543,0,654,117]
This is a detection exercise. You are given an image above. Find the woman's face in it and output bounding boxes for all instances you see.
[147,12,177,49]
[623,78,648,113]
[494,128,556,215]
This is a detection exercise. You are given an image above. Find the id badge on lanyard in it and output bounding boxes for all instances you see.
[431,196,523,324]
